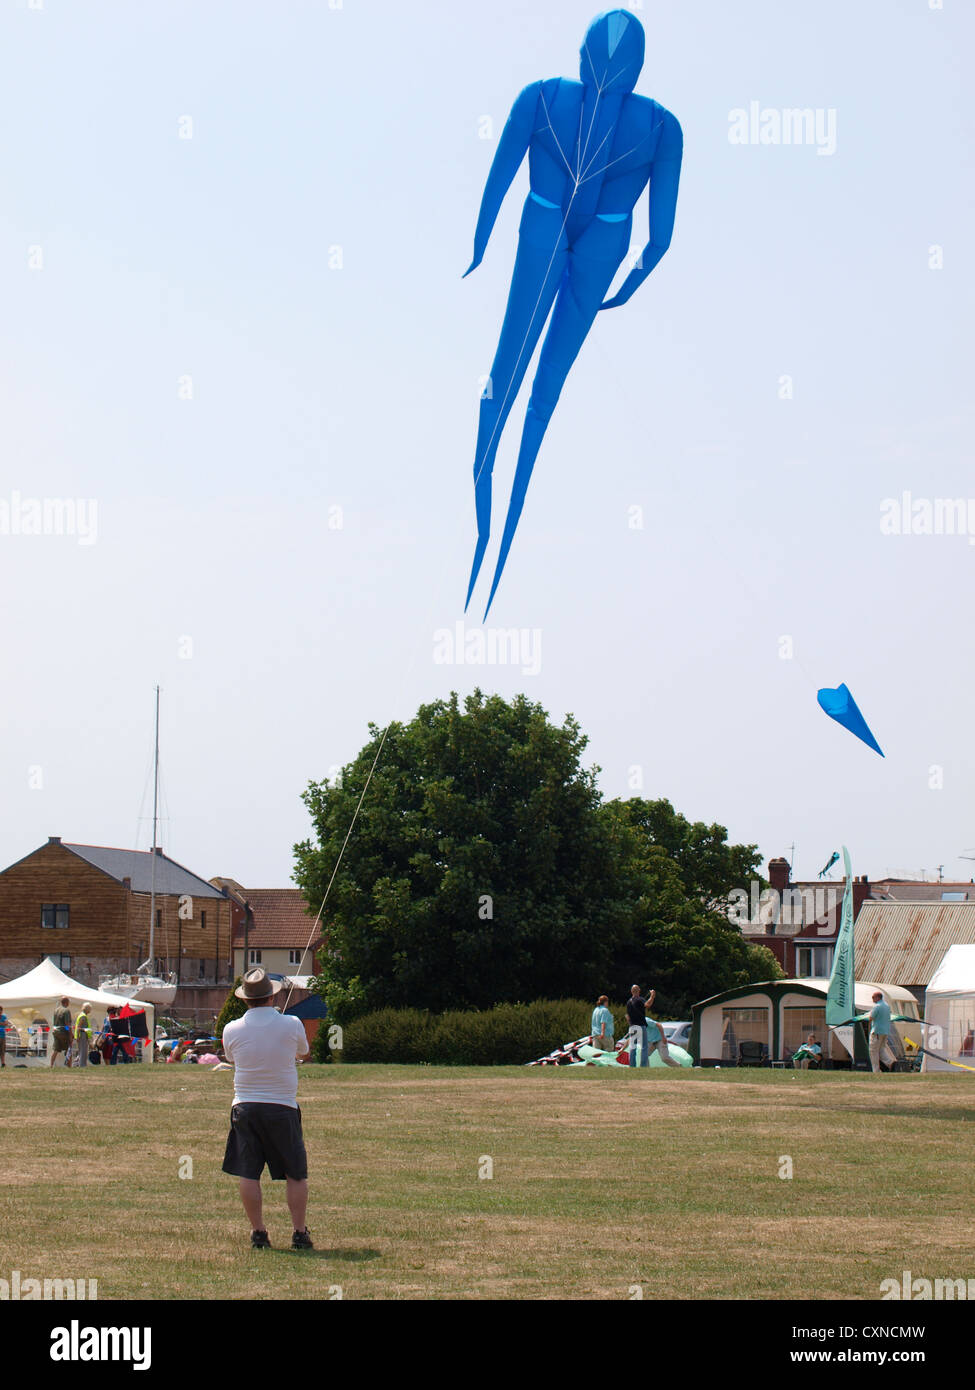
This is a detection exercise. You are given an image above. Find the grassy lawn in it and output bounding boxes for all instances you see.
[1,1064,972,1300]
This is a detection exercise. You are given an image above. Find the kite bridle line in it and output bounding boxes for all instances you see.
[281,721,392,1018]
[471,54,618,499]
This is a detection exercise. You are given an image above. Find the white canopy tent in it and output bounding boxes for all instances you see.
[923,944,975,1074]
[0,959,155,1063]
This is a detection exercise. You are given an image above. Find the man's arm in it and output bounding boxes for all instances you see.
[601,108,682,310]
[464,82,539,277]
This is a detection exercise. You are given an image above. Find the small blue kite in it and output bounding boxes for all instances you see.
[817,684,884,756]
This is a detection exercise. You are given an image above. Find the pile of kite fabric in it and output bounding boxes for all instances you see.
[526,1034,692,1068]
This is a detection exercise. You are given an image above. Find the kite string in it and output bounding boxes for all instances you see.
[281,722,391,1016]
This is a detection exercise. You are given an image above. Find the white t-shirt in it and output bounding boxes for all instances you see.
[222,1007,308,1108]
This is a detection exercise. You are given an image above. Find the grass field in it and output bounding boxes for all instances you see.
[2,1063,973,1300]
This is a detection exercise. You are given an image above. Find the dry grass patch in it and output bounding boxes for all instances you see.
[0,1065,972,1299]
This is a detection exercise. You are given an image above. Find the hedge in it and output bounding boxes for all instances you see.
[339,999,636,1066]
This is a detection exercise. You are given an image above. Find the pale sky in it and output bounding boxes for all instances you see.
[1,0,972,889]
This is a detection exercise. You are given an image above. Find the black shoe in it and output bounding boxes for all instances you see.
[251,1229,271,1249]
[291,1228,313,1250]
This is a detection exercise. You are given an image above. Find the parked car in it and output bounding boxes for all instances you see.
[661,1021,692,1050]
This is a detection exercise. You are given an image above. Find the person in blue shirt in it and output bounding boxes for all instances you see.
[591,996,615,1051]
[793,1033,822,1069]
[863,992,896,1072]
[0,1010,9,1069]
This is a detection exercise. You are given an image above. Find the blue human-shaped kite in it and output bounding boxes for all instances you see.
[463,9,682,618]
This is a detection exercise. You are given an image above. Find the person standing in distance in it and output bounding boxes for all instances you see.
[73,1005,93,1069]
[862,991,897,1073]
[591,995,615,1051]
[221,968,313,1250]
[50,997,72,1067]
[626,985,651,1067]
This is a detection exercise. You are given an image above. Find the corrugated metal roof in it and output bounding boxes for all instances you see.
[854,902,975,986]
[63,844,225,899]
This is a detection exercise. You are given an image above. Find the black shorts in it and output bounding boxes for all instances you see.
[222,1103,308,1181]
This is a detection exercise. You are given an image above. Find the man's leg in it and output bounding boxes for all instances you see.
[655,1035,681,1068]
[239,1178,264,1232]
[286,1178,308,1233]
[869,1035,882,1072]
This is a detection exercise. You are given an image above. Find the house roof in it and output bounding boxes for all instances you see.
[231,889,320,949]
[867,881,975,903]
[210,877,248,906]
[854,902,975,986]
[61,843,225,899]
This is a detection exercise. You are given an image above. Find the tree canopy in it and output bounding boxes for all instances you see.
[294,691,771,1021]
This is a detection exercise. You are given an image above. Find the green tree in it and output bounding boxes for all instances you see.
[607,797,762,909]
[293,691,630,1020]
[743,943,785,982]
[598,799,769,1016]
[215,979,246,1037]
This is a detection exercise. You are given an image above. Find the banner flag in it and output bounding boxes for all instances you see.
[826,845,855,1027]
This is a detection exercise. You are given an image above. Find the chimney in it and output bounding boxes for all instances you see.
[768,857,790,894]
[122,877,131,890]
[48,836,61,845]
[154,847,164,856]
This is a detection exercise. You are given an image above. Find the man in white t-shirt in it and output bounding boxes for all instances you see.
[221,968,313,1250]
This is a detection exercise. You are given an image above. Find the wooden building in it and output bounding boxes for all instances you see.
[0,836,233,998]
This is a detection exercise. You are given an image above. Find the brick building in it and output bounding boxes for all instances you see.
[227,887,321,980]
[735,856,873,977]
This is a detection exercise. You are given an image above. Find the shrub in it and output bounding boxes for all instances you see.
[341,999,629,1066]
[309,1018,335,1064]
[215,980,246,1038]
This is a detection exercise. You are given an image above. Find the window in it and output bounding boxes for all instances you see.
[721,1007,768,1062]
[783,1006,829,1060]
[200,911,207,930]
[45,953,71,972]
[289,949,302,965]
[248,949,262,965]
[198,958,206,979]
[41,904,70,930]
[796,945,833,978]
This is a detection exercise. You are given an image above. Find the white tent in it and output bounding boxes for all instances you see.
[0,959,155,1063]
[922,944,975,1074]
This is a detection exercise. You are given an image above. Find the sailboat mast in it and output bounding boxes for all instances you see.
[149,685,160,967]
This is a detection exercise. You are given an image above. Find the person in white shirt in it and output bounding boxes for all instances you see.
[221,968,313,1250]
